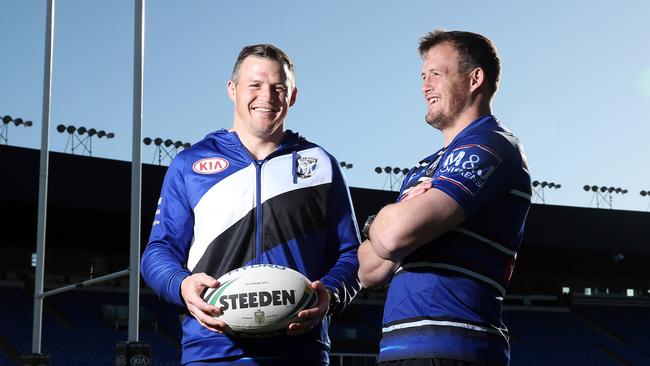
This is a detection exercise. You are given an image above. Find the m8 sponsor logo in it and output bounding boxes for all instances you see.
[439,150,495,188]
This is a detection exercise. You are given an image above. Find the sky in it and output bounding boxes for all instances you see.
[1,0,650,212]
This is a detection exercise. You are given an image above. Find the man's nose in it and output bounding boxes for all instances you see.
[259,85,275,100]
[422,80,432,94]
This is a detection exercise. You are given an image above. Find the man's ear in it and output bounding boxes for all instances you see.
[469,68,485,93]
[289,87,298,107]
[227,80,236,102]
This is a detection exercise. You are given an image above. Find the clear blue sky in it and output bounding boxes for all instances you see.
[2,0,650,211]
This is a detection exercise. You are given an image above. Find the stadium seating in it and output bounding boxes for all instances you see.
[0,285,180,366]
[2,285,650,365]
[505,307,650,366]
[573,305,650,364]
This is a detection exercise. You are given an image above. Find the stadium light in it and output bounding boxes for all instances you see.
[531,180,561,204]
[143,136,192,165]
[1,114,33,145]
[339,161,353,170]
[584,184,628,209]
[13,118,32,127]
[375,165,411,191]
[641,190,650,211]
[56,124,115,156]
[533,180,561,189]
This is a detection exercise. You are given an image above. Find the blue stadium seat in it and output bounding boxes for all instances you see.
[2,286,649,366]
[505,308,650,365]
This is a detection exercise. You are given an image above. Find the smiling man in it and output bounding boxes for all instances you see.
[358,30,532,366]
[141,44,361,365]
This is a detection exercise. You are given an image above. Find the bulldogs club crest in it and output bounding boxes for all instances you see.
[296,156,317,179]
[426,148,447,176]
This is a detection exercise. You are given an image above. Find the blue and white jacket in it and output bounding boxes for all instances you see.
[141,129,361,365]
[379,115,531,365]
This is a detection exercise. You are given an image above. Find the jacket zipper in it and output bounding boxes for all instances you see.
[254,159,263,264]
[230,131,299,264]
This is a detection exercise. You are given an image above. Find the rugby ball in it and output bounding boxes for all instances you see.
[203,264,318,335]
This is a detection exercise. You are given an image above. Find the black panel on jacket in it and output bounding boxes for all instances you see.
[261,183,330,251]
[192,211,256,277]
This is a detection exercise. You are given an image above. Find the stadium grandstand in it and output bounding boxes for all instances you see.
[1,144,649,366]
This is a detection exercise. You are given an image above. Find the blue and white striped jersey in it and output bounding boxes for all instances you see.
[379,115,531,365]
[141,129,361,365]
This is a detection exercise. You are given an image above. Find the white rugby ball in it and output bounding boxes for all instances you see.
[203,264,318,335]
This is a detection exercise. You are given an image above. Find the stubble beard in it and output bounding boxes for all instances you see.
[425,90,468,131]
[425,111,447,130]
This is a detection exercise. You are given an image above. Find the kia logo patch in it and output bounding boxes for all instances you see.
[193,157,229,174]
[130,355,150,366]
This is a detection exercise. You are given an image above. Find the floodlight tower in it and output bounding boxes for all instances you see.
[1,115,33,145]
[143,137,191,165]
[583,185,628,209]
[56,124,114,156]
[531,180,561,204]
[374,165,410,191]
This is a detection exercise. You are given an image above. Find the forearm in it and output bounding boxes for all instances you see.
[143,154,195,307]
[141,243,191,308]
[357,240,400,288]
[368,188,466,262]
[368,203,409,261]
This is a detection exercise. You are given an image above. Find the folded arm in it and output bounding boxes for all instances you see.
[358,181,465,287]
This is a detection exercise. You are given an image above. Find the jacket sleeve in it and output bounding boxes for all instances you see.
[320,159,361,315]
[141,153,194,308]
